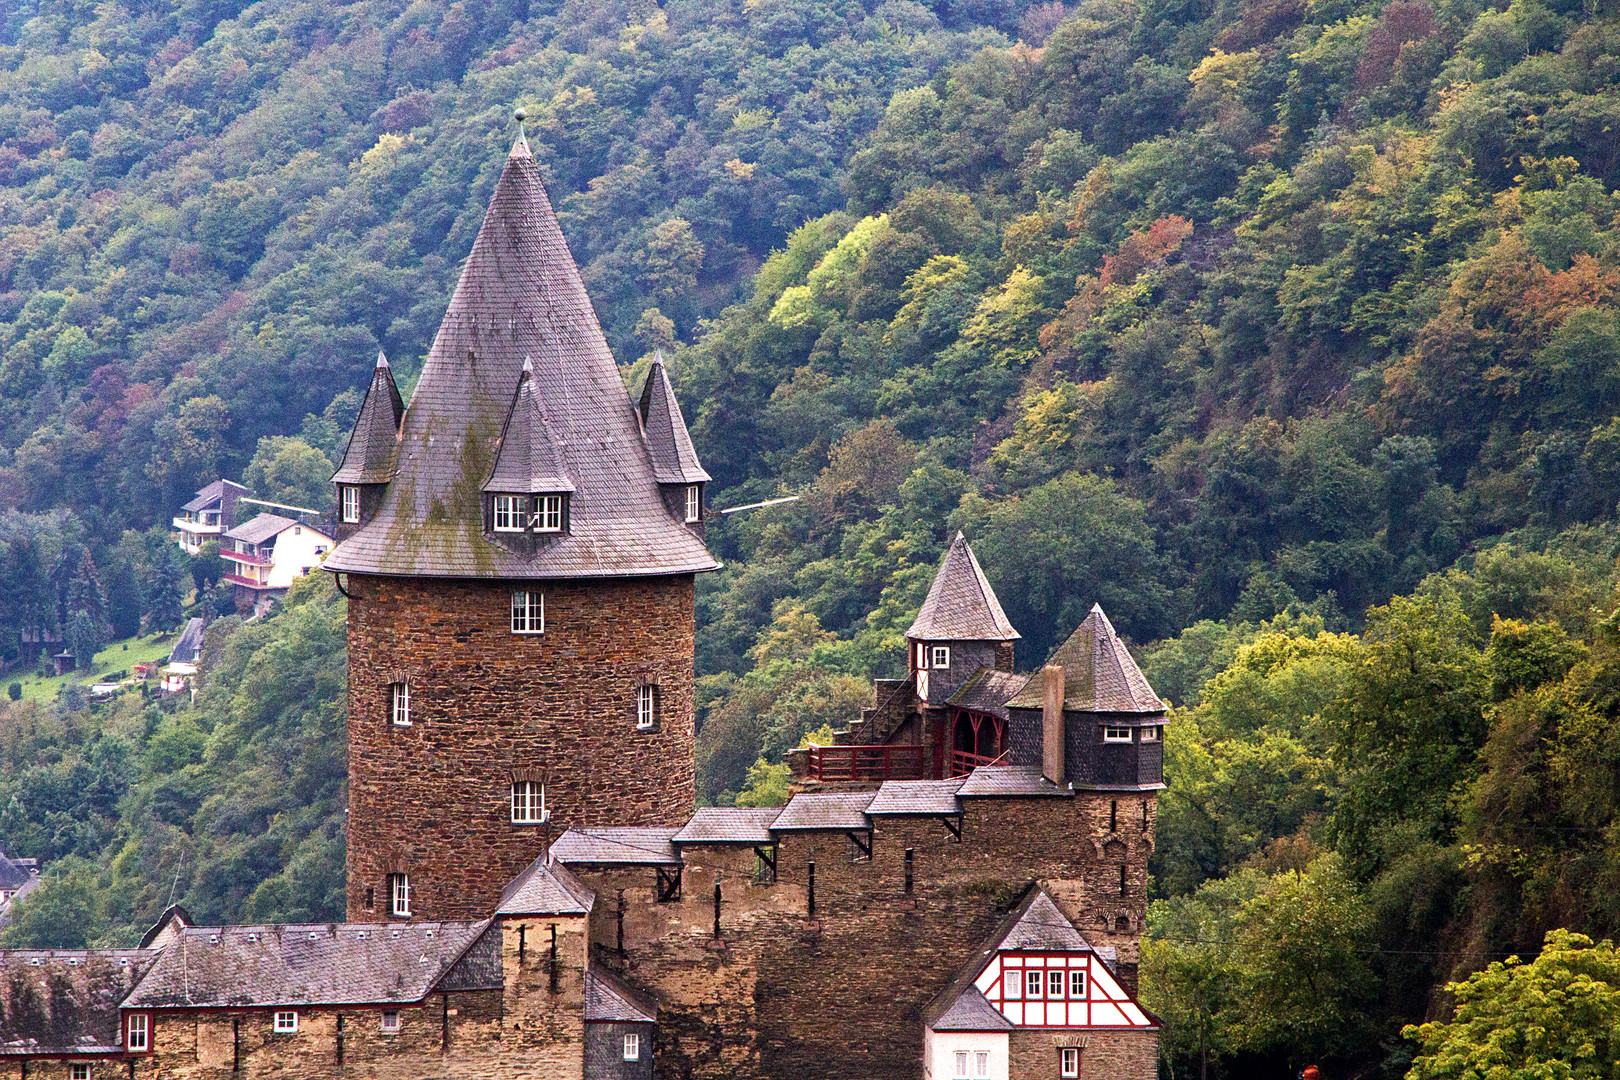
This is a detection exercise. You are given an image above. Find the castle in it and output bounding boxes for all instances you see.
[0,128,1165,1080]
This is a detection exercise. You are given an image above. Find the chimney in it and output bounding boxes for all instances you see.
[1042,665,1065,786]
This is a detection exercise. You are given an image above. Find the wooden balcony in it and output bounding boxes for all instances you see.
[804,743,926,782]
[950,750,1001,777]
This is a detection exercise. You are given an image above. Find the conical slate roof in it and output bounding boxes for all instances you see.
[1007,604,1165,713]
[330,352,404,485]
[905,532,1019,641]
[323,135,719,579]
[638,349,710,484]
[484,357,574,493]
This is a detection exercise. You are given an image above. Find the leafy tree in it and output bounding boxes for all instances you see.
[243,436,336,514]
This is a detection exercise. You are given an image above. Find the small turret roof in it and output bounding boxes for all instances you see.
[1006,604,1165,713]
[905,532,1019,641]
[496,855,595,916]
[331,352,404,486]
[638,350,710,485]
[483,358,575,494]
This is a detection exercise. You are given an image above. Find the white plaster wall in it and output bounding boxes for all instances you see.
[926,1031,1009,1080]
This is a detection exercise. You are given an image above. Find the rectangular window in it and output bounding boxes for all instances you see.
[535,494,563,532]
[390,681,410,727]
[954,1051,969,1079]
[930,646,950,669]
[623,1032,641,1061]
[1061,1047,1080,1078]
[1005,966,1022,998]
[493,494,525,532]
[511,590,544,634]
[1049,970,1065,998]
[974,1051,989,1077]
[390,873,411,917]
[511,781,546,823]
[685,484,701,523]
[274,1011,298,1033]
[341,486,359,523]
[1026,969,1044,998]
[381,1011,400,1033]
[1070,969,1087,998]
[126,1013,148,1051]
[1103,725,1132,742]
[1140,725,1159,741]
[638,685,656,730]
[70,1065,90,1080]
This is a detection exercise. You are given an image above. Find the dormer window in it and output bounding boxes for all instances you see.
[534,494,563,532]
[685,484,701,523]
[494,495,526,532]
[930,646,950,669]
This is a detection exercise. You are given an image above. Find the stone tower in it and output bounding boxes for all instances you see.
[324,130,719,922]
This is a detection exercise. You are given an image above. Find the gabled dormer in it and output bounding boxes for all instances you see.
[331,351,405,538]
[637,349,711,536]
[482,357,575,552]
[906,532,1020,706]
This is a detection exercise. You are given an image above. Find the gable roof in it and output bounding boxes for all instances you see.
[223,513,300,545]
[947,668,1031,720]
[0,950,156,1054]
[1006,604,1165,714]
[322,135,719,581]
[497,856,596,916]
[182,479,251,513]
[1001,891,1093,951]
[167,618,204,667]
[330,352,404,486]
[585,969,657,1023]
[482,357,576,494]
[0,852,33,891]
[122,923,489,1009]
[905,532,1019,642]
[638,350,710,485]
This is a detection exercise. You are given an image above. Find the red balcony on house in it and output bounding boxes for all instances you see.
[222,573,274,590]
[804,743,926,782]
[221,549,271,566]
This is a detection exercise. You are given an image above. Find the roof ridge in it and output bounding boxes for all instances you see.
[904,532,1020,641]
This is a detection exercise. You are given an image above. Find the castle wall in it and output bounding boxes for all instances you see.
[344,574,697,922]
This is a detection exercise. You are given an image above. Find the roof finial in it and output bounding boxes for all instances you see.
[511,106,531,157]
[521,354,534,379]
[651,347,665,366]
[375,349,389,370]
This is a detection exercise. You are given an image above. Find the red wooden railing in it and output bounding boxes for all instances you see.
[805,744,926,782]
[950,750,1000,777]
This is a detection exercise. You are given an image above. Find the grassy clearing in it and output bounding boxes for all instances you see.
[4,632,177,704]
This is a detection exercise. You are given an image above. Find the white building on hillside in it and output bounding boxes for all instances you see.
[220,514,334,615]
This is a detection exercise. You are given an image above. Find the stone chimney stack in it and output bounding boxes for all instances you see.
[1042,665,1065,786]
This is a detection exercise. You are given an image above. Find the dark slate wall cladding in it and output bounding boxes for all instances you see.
[1006,706,1042,767]
[439,925,504,991]
[924,640,997,705]
[584,1021,656,1080]
[1139,740,1163,786]
[1008,709,1165,787]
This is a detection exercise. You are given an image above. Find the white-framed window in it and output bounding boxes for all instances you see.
[1140,725,1160,741]
[915,642,925,670]
[974,1051,989,1077]
[511,780,546,823]
[126,1013,148,1051]
[1026,969,1043,998]
[1005,966,1022,998]
[274,1011,298,1033]
[953,1051,969,1079]
[70,1064,90,1080]
[930,645,950,669]
[341,485,359,523]
[1103,725,1132,742]
[623,1032,641,1060]
[381,1011,400,1033]
[637,685,656,730]
[1061,1046,1081,1078]
[511,590,544,634]
[1070,969,1087,997]
[390,873,411,917]
[493,494,525,532]
[1048,970,1065,998]
[685,484,701,523]
[535,494,563,532]
[391,681,410,727]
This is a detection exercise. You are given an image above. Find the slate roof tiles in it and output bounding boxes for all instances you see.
[585,969,657,1023]
[224,513,299,546]
[905,532,1019,642]
[497,856,596,916]
[671,807,782,844]
[330,352,404,486]
[0,951,154,1054]
[548,827,682,866]
[771,792,876,831]
[638,350,710,485]
[1006,604,1165,714]
[865,778,965,816]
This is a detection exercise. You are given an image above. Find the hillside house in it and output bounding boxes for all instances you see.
[172,480,252,555]
[220,514,334,615]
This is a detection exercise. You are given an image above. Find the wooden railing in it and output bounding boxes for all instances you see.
[805,743,926,782]
[950,750,1000,777]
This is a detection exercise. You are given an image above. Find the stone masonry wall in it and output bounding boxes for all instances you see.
[345,574,697,922]
[1009,1028,1158,1080]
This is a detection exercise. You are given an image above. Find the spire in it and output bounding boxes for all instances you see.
[330,350,404,485]
[637,349,711,485]
[1007,603,1165,713]
[905,532,1019,641]
[510,106,531,159]
[484,357,575,494]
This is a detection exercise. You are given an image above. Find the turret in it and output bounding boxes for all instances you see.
[637,349,711,537]
[904,531,1019,706]
[330,351,404,538]
[483,357,576,551]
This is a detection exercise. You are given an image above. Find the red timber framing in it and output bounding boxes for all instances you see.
[949,708,1006,777]
[975,951,1155,1029]
[804,743,926,782]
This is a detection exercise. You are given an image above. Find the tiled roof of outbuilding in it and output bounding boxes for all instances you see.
[497,856,596,916]
[946,668,1031,720]
[121,922,489,1009]
[167,618,204,667]
[955,766,1071,798]
[865,779,964,816]
[0,852,32,891]
[322,135,719,581]
[672,808,781,844]
[930,986,1013,1032]
[638,350,710,485]
[0,950,154,1054]
[548,827,681,866]
[771,792,876,831]
[905,532,1019,642]
[330,352,404,485]
[1006,604,1165,713]
[585,969,657,1023]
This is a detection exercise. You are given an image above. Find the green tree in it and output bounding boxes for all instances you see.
[243,435,335,513]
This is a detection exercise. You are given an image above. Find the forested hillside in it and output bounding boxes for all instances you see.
[2,0,1620,1073]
